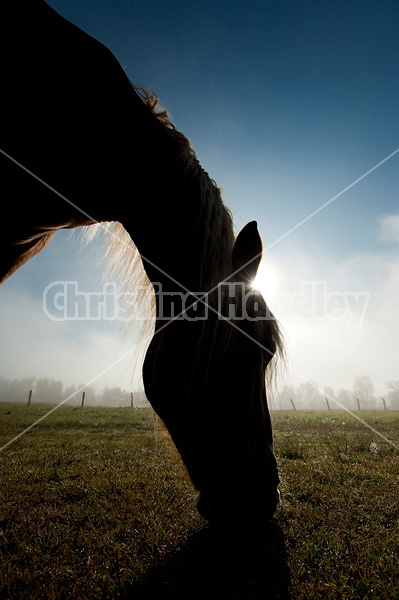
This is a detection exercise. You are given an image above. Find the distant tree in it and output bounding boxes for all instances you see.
[353,375,376,409]
[20,377,36,395]
[49,380,63,401]
[77,385,97,405]
[98,386,130,406]
[8,379,21,396]
[35,378,63,403]
[278,384,296,410]
[0,378,15,400]
[64,385,77,402]
[0,377,36,402]
[385,380,399,409]
[323,386,336,409]
[0,377,10,395]
[297,381,321,409]
[35,378,50,399]
[337,388,354,410]
[133,390,150,407]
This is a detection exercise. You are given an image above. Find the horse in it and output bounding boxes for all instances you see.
[1,0,284,522]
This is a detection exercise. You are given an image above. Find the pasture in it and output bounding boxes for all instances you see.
[0,405,398,599]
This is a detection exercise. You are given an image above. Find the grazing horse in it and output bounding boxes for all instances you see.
[1,0,284,522]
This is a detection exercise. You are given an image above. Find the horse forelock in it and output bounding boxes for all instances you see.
[211,286,285,387]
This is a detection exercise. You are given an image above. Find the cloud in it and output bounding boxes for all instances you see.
[378,213,399,245]
[268,216,399,395]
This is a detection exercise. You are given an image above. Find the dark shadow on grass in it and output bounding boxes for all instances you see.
[123,520,290,600]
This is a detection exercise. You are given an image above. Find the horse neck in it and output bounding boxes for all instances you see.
[2,0,179,231]
[3,0,234,294]
[123,152,233,300]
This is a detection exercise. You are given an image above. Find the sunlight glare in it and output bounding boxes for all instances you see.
[251,262,278,301]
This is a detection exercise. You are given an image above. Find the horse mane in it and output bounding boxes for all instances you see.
[84,84,234,327]
[83,84,283,381]
[135,86,235,291]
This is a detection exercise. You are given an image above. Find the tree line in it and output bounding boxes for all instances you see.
[0,376,148,407]
[273,375,399,410]
[0,375,398,409]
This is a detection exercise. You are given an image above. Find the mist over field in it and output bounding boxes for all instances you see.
[0,374,398,411]
[0,376,148,408]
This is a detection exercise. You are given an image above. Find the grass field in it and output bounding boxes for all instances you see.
[0,404,398,599]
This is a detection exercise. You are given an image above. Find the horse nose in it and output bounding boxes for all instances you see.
[196,489,281,522]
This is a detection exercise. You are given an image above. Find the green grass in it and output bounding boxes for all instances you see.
[274,411,399,599]
[0,405,398,599]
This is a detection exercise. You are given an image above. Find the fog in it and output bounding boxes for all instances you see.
[0,376,149,408]
[1,374,398,411]
[0,214,398,402]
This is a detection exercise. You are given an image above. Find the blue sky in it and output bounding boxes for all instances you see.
[1,0,398,399]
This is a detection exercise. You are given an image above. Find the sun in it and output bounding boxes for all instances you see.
[251,262,279,301]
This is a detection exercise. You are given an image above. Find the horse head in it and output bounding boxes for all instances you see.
[143,221,283,523]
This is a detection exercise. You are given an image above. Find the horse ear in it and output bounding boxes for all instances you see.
[232,221,262,283]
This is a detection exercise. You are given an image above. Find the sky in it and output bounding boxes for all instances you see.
[0,0,398,400]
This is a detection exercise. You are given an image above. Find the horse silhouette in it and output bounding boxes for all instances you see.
[1,0,284,522]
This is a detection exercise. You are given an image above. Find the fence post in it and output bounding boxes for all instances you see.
[27,390,32,406]
[290,398,296,410]
[357,397,361,410]
[325,397,330,410]
[130,392,134,408]
[81,391,85,407]
[382,397,387,410]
